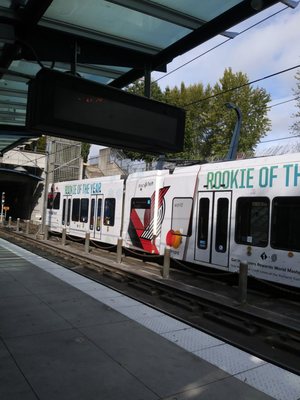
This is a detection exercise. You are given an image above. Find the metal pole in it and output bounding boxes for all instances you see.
[163,246,171,279]
[116,237,123,263]
[41,139,51,239]
[8,216,11,227]
[25,220,30,235]
[44,225,49,241]
[16,217,20,232]
[85,232,90,254]
[0,191,5,223]
[144,64,151,98]
[238,261,248,304]
[225,103,242,161]
[156,155,165,170]
[62,228,66,246]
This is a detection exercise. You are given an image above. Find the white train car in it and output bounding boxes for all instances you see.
[47,152,300,288]
[158,153,300,288]
[122,169,169,254]
[46,175,124,245]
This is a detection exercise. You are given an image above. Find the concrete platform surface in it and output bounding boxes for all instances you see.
[0,238,299,400]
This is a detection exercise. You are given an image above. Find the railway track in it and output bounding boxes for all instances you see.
[1,226,300,376]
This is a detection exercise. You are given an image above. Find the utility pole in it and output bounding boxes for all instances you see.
[225,102,242,161]
[41,139,51,238]
[0,192,5,223]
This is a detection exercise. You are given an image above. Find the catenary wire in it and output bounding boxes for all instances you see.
[183,63,300,109]
[153,6,289,84]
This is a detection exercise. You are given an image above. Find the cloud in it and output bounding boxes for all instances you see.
[154,4,300,98]
[88,5,300,159]
[256,96,299,153]
[153,4,300,153]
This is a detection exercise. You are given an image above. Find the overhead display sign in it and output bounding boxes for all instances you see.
[26,69,185,153]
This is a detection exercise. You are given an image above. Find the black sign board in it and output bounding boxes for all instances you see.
[26,69,185,153]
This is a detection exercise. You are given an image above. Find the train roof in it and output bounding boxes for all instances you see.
[127,169,169,180]
[54,175,124,186]
[170,152,300,176]
[198,152,300,172]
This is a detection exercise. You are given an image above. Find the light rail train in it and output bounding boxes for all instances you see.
[47,152,300,288]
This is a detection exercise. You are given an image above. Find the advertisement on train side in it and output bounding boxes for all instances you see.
[230,255,300,287]
[205,162,300,190]
[64,182,102,196]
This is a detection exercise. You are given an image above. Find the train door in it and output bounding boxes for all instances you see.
[89,195,103,239]
[61,196,71,229]
[194,191,231,267]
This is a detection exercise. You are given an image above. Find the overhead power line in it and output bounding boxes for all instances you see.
[154,38,231,83]
[154,6,289,84]
[260,135,300,144]
[182,63,300,109]
[267,96,300,109]
[151,5,300,111]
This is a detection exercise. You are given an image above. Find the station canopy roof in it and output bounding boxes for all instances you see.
[0,0,282,155]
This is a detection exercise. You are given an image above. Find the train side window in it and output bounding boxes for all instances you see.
[80,199,89,223]
[171,198,193,237]
[131,197,151,229]
[271,197,300,251]
[97,199,102,231]
[62,199,66,225]
[90,199,95,230]
[53,192,61,209]
[72,199,80,222]
[197,198,209,249]
[47,192,60,209]
[131,198,151,209]
[215,198,229,253]
[235,197,269,247]
[104,198,115,226]
[47,193,53,209]
[67,199,71,225]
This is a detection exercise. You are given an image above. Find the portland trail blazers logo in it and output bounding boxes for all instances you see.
[128,186,169,254]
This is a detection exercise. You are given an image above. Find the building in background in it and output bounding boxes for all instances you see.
[47,138,83,183]
[0,137,83,222]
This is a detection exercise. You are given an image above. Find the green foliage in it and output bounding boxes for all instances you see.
[196,68,271,160]
[35,136,47,151]
[126,79,164,101]
[23,136,46,152]
[164,82,212,161]
[81,142,91,162]
[123,69,271,163]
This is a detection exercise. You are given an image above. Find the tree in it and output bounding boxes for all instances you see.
[126,79,164,101]
[163,82,212,161]
[201,68,271,160]
[121,69,271,165]
[23,136,46,152]
[81,142,91,163]
[291,69,300,134]
[165,68,271,161]
[35,136,47,152]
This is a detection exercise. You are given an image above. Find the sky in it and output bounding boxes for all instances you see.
[90,2,300,160]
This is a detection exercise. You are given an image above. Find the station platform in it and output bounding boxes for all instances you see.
[0,237,299,400]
